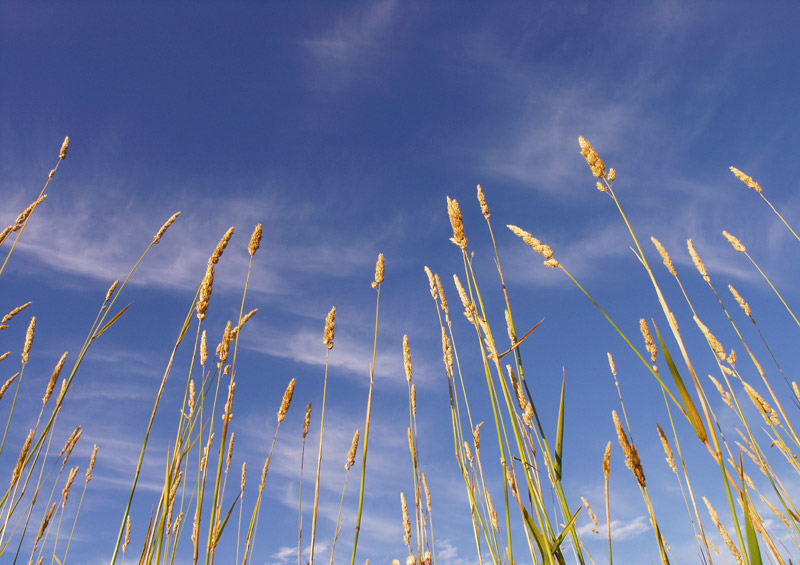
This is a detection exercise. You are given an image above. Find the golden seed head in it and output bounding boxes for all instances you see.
[36,502,57,546]
[603,441,612,477]
[743,382,779,425]
[581,496,599,528]
[406,556,417,565]
[11,428,34,485]
[62,465,79,508]
[371,252,385,289]
[722,230,746,253]
[693,315,726,361]
[407,426,417,467]
[240,461,246,491]
[124,515,131,551]
[441,327,453,376]
[48,169,55,180]
[453,274,474,320]
[1,301,32,325]
[323,306,336,350]
[15,195,46,227]
[507,365,527,411]
[504,309,516,345]
[543,258,560,268]
[220,380,235,424]
[400,492,411,546]
[596,181,607,192]
[277,378,295,423]
[59,136,69,159]
[21,316,35,365]
[708,374,733,409]
[196,263,214,322]
[578,136,606,179]
[793,382,800,404]
[403,334,412,383]
[650,237,676,276]
[209,226,235,266]
[612,411,645,487]
[728,285,751,317]
[656,424,677,474]
[43,352,68,405]
[216,321,233,368]
[730,166,762,194]
[446,196,468,250]
[435,274,448,314]
[104,280,119,304]
[486,490,499,531]
[0,352,9,363]
[704,497,743,564]
[421,471,432,513]
[463,440,474,464]
[473,421,484,454]
[303,402,312,438]
[687,239,710,283]
[607,168,616,182]
[0,372,19,401]
[233,309,258,337]
[607,352,617,378]
[226,432,235,472]
[345,428,360,470]
[85,444,98,483]
[153,211,180,244]
[424,266,437,301]
[507,224,554,259]
[639,319,657,365]
[248,223,262,256]
[476,184,490,220]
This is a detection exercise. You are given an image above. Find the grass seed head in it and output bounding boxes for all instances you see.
[578,136,606,179]
[323,306,336,350]
[345,429,360,470]
[486,490,499,531]
[153,211,180,244]
[656,424,677,474]
[403,335,412,383]
[0,372,21,401]
[693,315,726,361]
[407,427,417,467]
[277,378,295,423]
[435,274,448,314]
[730,166,762,193]
[196,263,214,321]
[612,411,645,487]
[303,402,312,439]
[793,382,800,404]
[650,237,676,276]
[477,184,490,220]
[14,195,46,227]
[1,301,32,325]
[400,492,411,546]
[59,136,69,159]
[43,352,68,405]
[11,428,34,485]
[722,230,746,252]
[639,319,657,366]
[86,444,98,483]
[248,223,262,256]
[424,266,437,300]
[371,252,385,288]
[743,382,779,425]
[708,374,733,409]
[728,285,751,317]
[21,316,35,365]
[421,471,431,513]
[200,331,208,365]
[704,496,743,564]
[209,226,235,265]
[62,465,79,508]
[104,280,119,304]
[446,196,468,251]
[687,239,709,283]
[453,274,474,320]
[607,352,617,378]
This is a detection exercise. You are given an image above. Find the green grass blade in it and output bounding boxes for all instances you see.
[554,374,565,482]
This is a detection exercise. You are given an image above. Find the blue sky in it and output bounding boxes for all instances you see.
[3,2,800,564]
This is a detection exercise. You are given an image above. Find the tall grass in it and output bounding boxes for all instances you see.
[1,136,799,563]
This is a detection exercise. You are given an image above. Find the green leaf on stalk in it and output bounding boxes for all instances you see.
[741,454,763,565]
[554,373,566,482]
[92,303,130,339]
[652,321,707,443]
[521,507,556,565]
[553,504,581,552]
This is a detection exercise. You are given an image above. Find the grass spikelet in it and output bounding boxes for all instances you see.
[371,253,385,289]
[346,429,360,470]
[196,264,214,322]
[722,230,746,252]
[607,352,617,378]
[743,382,779,425]
[650,237,676,276]
[303,402,312,438]
[248,223,262,256]
[62,465,79,508]
[728,285,751,317]
[693,315,726,361]
[43,351,68,405]
[612,411,645,487]
[59,136,69,159]
[401,492,411,547]
[123,515,130,553]
[578,136,606,179]
[11,428,34,484]
[403,335,412,383]
[507,365,527,411]
[104,280,119,304]
[639,319,657,366]
[407,427,417,467]
[210,226,235,265]
[476,184,490,220]
[152,211,180,244]
[424,266,437,300]
[446,196,467,250]
[506,225,554,259]
[434,274,448,315]
[277,378,295,423]
[729,166,762,193]
[1,301,32,325]
[86,444,98,483]
[453,274,474,319]
[581,496,599,533]
[687,239,709,283]
[0,352,9,363]
[656,424,677,474]
[200,330,208,365]
[708,374,734,409]
[323,306,336,350]
[703,496,743,565]
[793,382,800,404]
[21,316,35,365]
[0,372,20,400]
[486,490,498,531]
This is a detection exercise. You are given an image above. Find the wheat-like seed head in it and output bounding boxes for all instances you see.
[411,383,416,416]
[421,472,431,513]
[196,263,214,322]
[59,136,69,159]
[486,490,499,531]
[434,274,448,315]
[11,429,34,485]
[603,441,612,479]
[1,301,32,325]
[248,223,262,256]
[303,402,312,439]
[407,427,417,467]
[656,424,677,474]
[406,556,417,565]
[687,239,710,283]
[581,496,599,529]
[277,378,295,423]
[14,195,46,227]
[639,319,657,366]
[743,382,779,425]
[693,315,726,361]
[43,352,68,405]
[463,441,474,464]
[345,429,360,470]
[730,166,762,193]
[60,425,82,460]
[21,316,35,365]
[453,274,474,320]
[793,382,800,404]
[446,196,468,250]
[612,411,645,487]
[226,432,235,472]
[650,237,676,276]
[424,266,437,301]
[0,372,18,401]
[728,285,751,317]
[371,253,385,288]
[123,515,131,552]
[703,496,743,564]
[153,211,180,244]
[607,352,617,378]
[86,444,98,483]
[708,374,733,409]
[36,502,57,549]
[188,379,196,416]
[578,136,606,179]
[216,321,233,368]
[322,306,337,350]
[403,334,412,383]
[507,365,527,411]
[722,230,746,252]
[476,184,490,220]
[209,226,235,266]
[507,225,554,260]
[104,280,119,304]
[0,352,9,363]
[62,465,79,508]
[473,422,484,454]
[400,492,411,546]
[441,328,453,376]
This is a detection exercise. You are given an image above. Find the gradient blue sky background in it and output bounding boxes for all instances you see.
[3,2,800,564]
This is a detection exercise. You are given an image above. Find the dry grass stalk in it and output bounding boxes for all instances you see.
[371,253,385,289]
[729,166,762,193]
[434,274,448,315]
[277,378,295,423]
[1,301,32,325]
[248,223,262,256]
[152,211,180,244]
[650,237,677,276]
[446,196,467,250]
[612,411,645,487]
[0,372,19,400]
[323,306,336,350]
[722,231,746,253]
[578,136,606,179]
[21,316,35,365]
[703,496,743,564]
[43,352,68,405]
[346,429,360,470]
